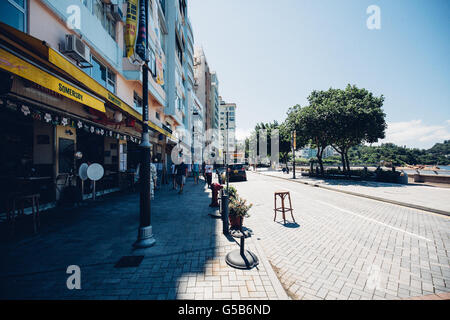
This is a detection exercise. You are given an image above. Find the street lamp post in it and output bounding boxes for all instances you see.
[226,110,229,191]
[134,0,155,248]
[292,131,296,179]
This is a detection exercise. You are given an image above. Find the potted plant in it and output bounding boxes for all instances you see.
[225,185,237,199]
[228,195,253,230]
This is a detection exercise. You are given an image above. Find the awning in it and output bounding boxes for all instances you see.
[0,22,175,140]
[47,48,142,120]
[0,47,105,112]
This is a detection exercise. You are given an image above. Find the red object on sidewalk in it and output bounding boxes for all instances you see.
[210,183,223,207]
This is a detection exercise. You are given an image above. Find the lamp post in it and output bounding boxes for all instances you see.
[191,109,199,170]
[134,0,155,248]
[226,110,230,191]
[292,130,296,179]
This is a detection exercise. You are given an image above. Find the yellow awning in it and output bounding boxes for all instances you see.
[48,48,140,119]
[147,121,177,141]
[0,48,105,112]
[0,22,175,140]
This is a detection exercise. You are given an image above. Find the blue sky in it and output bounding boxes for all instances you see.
[188,0,450,149]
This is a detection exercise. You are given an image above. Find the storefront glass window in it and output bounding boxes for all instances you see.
[0,0,26,32]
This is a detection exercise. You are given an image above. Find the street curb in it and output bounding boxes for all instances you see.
[253,171,450,217]
[251,236,291,300]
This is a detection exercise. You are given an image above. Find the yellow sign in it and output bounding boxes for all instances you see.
[156,55,164,85]
[125,0,139,58]
[293,131,296,149]
[0,48,105,112]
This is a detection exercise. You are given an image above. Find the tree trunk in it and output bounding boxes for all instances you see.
[345,152,350,174]
[332,145,347,174]
[340,152,347,174]
[317,147,324,175]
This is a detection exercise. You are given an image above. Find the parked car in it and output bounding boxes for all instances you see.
[228,164,247,181]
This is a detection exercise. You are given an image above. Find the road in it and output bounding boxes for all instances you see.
[230,171,450,300]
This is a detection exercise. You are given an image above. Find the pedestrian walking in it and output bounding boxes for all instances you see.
[205,163,213,188]
[176,161,188,194]
[171,163,177,189]
[193,162,200,184]
[202,161,206,181]
[150,162,157,199]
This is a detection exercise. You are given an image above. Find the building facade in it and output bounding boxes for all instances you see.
[193,46,222,163]
[0,0,201,210]
[218,97,236,156]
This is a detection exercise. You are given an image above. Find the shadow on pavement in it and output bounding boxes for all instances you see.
[275,221,300,229]
[0,176,223,300]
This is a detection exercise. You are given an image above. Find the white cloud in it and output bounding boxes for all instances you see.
[376,120,450,149]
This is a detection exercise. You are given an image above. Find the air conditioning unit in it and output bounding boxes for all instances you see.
[63,34,90,65]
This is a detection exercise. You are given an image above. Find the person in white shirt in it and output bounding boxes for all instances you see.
[205,164,213,188]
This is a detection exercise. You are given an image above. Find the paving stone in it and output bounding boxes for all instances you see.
[0,177,285,300]
[234,172,450,301]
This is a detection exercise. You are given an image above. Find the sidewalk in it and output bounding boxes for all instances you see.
[0,177,288,300]
[256,170,450,216]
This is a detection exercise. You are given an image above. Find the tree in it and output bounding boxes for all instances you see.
[308,85,386,173]
[286,104,330,174]
[252,121,291,167]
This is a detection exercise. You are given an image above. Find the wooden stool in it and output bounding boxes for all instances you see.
[274,191,295,224]
[11,194,41,234]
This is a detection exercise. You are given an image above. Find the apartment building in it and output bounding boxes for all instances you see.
[0,0,199,209]
[219,97,236,153]
[193,46,221,160]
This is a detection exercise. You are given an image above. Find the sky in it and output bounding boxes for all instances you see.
[188,0,450,149]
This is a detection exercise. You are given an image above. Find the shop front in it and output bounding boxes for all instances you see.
[0,72,142,212]
[0,21,174,216]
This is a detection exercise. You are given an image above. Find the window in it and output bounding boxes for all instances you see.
[0,0,26,32]
[149,48,156,76]
[91,56,107,86]
[107,70,116,93]
[133,92,143,112]
[92,0,116,40]
[92,56,116,93]
[155,111,160,120]
[119,144,127,172]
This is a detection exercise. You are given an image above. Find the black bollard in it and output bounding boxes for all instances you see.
[222,194,229,235]
[240,235,245,255]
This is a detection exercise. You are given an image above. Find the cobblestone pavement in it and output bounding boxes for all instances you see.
[258,169,450,214]
[231,172,450,300]
[0,177,287,300]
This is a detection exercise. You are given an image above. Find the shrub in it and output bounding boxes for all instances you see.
[225,186,238,199]
[229,196,253,218]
